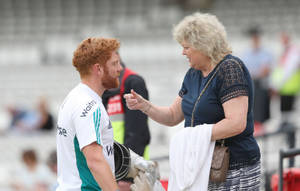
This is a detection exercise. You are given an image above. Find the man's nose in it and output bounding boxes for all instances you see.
[119,62,123,71]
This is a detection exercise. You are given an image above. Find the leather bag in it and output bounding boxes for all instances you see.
[209,142,230,183]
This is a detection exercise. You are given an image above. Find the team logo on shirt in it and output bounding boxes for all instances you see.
[80,100,97,117]
[106,145,114,156]
[57,125,67,137]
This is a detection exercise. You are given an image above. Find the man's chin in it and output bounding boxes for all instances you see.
[113,79,119,89]
[103,79,119,89]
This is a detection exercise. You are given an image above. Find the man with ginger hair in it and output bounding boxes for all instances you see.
[56,37,122,191]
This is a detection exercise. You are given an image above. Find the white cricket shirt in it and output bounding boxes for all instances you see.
[56,83,114,191]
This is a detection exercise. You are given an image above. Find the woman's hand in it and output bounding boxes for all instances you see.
[123,89,151,113]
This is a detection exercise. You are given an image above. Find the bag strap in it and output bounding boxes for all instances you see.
[191,65,220,127]
[191,58,241,145]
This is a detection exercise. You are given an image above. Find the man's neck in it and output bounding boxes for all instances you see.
[81,77,105,97]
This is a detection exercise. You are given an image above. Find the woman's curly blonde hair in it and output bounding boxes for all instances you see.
[173,12,232,65]
[72,37,120,77]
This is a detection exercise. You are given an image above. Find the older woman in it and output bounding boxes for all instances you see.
[124,12,261,190]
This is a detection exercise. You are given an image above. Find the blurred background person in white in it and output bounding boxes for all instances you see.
[270,32,300,127]
[47,150,58,191]
[241,26,273,129]
[11,149,53,191]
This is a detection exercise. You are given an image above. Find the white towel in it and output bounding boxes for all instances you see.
[168,124,215,191]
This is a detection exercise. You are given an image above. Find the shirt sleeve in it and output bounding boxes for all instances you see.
[178,68,192,97]
[217,59,249,104]
[123,75,150,156]
[72,99,102,150]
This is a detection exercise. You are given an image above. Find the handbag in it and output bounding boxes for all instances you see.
[209,140,229,183]
[190,63,230,184]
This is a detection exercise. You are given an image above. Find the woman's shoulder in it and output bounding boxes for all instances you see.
[215,54,249,84]
[217,55,245,75]
[219,55,243,68]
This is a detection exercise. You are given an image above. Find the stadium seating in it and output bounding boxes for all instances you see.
[0,0,299,189]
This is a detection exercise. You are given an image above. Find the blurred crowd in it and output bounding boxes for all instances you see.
[2,96,57,190]
[10,149,57,191]
[5,96,54,135]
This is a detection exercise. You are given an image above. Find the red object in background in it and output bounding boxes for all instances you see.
[160,180,168,190]
[271,168,300,191]
[254,121,265,137]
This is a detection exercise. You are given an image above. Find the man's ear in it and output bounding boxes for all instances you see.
[94,63,104,75]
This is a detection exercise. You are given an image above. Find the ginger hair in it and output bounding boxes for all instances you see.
[72,38,120,77]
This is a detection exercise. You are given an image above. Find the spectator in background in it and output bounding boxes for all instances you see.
[242,26,273,125]
[47,150,58,191]
[36,96,54,131]
[102,54,151,191]
[6,104,40,133]
[270,32,300,125]
[6,97,54,134]
[47,150,57,176]
[11,149,53,191]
